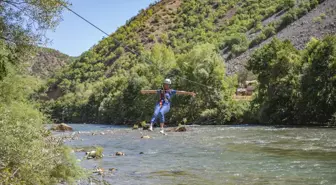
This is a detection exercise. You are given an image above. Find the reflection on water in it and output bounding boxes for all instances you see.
[61,124,336,185]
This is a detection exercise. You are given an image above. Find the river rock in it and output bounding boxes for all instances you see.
[86,151,97,159]
[141,135,151,139]
[165,128,175,132]
[109,168,117,172]
[175,126,187,132]
[133,124,139,130]
[94,167,104,175]
[116,152,125,156]
[142,125,150,130]
[51,123,73,132]
[85,150,104,159]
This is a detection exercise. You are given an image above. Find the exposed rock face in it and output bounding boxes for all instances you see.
[175,126,187,132]
[225,0,336,75]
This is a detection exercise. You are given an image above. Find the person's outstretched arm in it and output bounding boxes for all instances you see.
[140,90,158,94]
[175,90,196,97]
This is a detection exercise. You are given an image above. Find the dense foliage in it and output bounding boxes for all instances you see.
[45,0,325,125]
[247,35,336,126]
[0,0,85,184]
[0,74,85,184]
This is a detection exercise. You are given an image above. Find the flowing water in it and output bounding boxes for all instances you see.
[59,124,336,185]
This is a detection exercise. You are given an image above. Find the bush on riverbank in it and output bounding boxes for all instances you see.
[247,35,336,125]
[0,75,85,184]
[0,1,88,183]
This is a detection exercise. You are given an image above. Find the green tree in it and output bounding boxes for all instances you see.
[174,44,236,123]
[298,36,336,124]
[247,38,301,124]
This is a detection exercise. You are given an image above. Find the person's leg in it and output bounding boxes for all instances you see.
[158,105,170,133]
[150,104,161,131]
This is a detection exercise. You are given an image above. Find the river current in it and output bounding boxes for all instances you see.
[58,124,336,185]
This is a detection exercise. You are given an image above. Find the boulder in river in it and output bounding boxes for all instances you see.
[132,124,139,130]
[85,147,104,159]
[109,168,117,172]
[141,135,151,139]
[175,126,187,132]
[51,123,73,132]
[116,152,125,156]
[94,167,105,175]
[86,151,97,159]
[142,125,150,130]
[139,121,150,130]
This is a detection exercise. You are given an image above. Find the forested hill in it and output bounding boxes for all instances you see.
[43,0,335,124]
[27,47,75,78]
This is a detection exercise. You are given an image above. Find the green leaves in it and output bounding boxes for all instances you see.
[173,44,236,123]
[247,38,301,124]
[248,36,336,125]
[299,36,336,124]
[0,74,85,184]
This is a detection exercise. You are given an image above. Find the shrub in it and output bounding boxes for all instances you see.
[283,0,295,9]
[0,77,85,184]
[115,47,125,56]
[278,11,297,30]
[313,16,322,23]
[231,44,248,56]
[262,25,276,38]
[249,33,266,48]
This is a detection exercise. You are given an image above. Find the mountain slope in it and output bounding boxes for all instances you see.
[50,0,301,86]
[27,47,74,78]
[52,0,333,82]
[226,0,336,74]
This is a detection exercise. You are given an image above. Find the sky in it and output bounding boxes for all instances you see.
[45,0,156,57]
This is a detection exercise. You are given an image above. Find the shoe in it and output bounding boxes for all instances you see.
[159,130,165,134]
[149,126,153,131]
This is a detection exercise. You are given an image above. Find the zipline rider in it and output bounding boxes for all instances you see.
[141,79,196,134]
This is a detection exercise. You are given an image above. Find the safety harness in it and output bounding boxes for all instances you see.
[159,88,169,108]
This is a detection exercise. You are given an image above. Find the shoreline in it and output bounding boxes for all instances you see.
[49,122,336,129]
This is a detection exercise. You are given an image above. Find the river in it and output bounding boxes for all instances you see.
[58,124,336,185]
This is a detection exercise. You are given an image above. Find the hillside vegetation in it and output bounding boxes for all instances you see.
[44,0,335,125]
[27,47,75,78]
